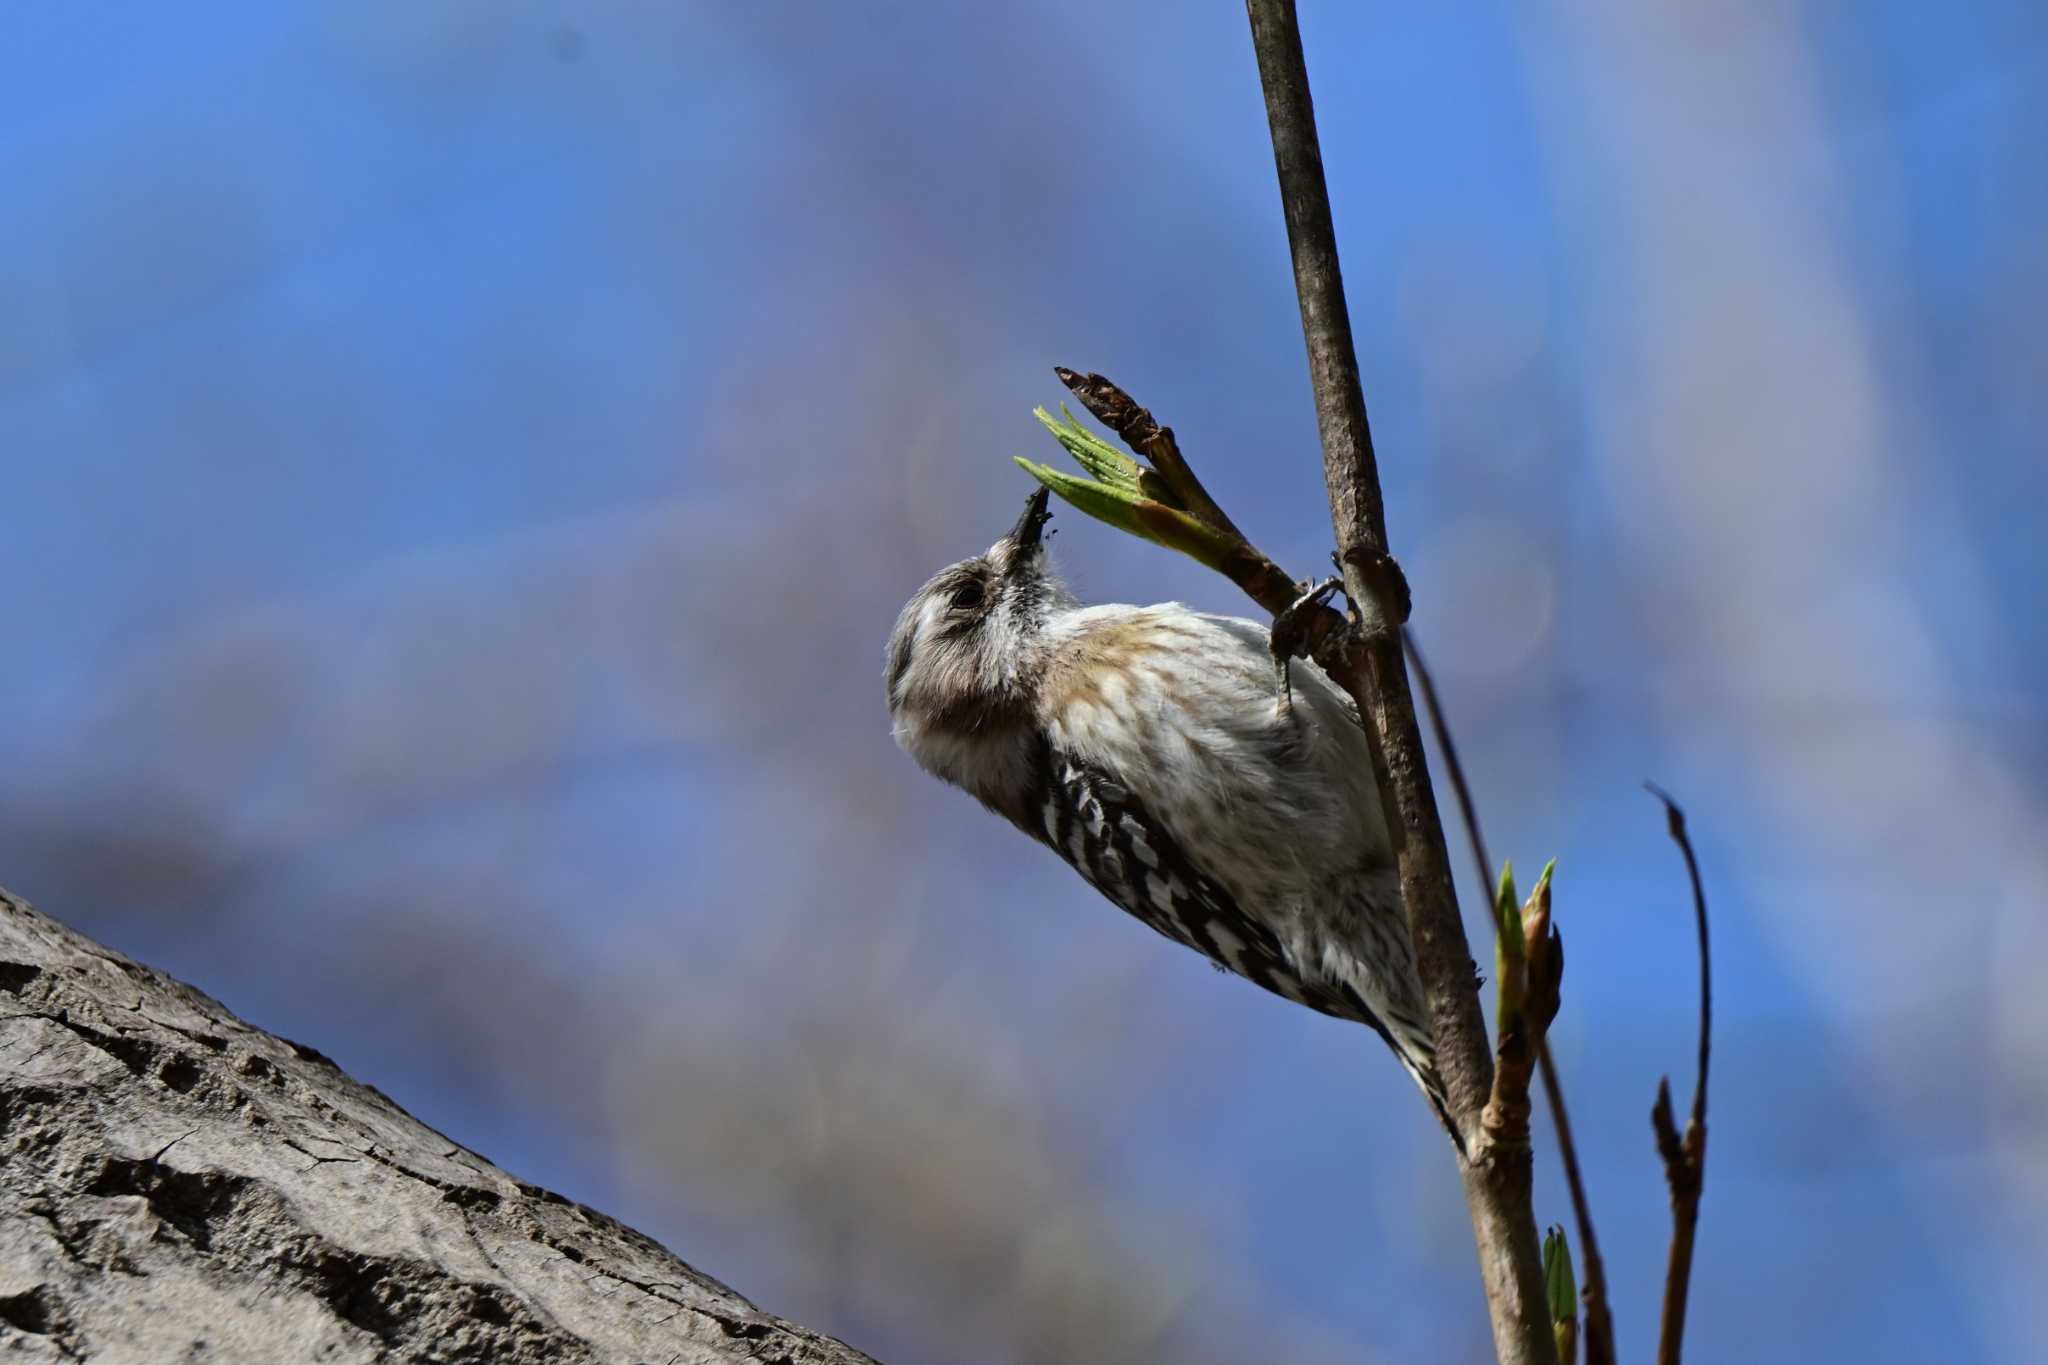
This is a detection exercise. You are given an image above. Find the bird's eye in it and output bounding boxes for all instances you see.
[949,582,985,611]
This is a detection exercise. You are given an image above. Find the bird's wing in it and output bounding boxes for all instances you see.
[1036,747,1335,1016]
[1031,746,1453,1133]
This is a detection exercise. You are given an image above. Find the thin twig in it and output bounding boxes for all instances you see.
[1645,784,1711,1134]
[1406,633,1616,1365]
[1645,783,1711,1365]
[1401,632,1492,916]
[1243,3,1553,1362]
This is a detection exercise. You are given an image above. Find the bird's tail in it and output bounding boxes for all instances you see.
[1392,1034,1462,1153]
[1347,984,1463,1152]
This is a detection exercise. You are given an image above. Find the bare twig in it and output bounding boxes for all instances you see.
[1645,783,1711,1365]
[1243,3,1552,1361]
[1401,632,1491,926]
[1406,634,1615,1365]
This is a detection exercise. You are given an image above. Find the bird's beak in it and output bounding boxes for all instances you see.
[1007,486,1052,551]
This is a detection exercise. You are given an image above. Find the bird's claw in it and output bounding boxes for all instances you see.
[1270,576,1346,709]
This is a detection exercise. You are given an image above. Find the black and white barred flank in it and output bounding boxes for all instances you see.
[1041,750,1448,1123]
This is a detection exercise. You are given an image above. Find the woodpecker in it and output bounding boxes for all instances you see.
[886,487,1447,1125]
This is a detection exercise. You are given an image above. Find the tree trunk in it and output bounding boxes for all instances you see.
[0,886,880,1365]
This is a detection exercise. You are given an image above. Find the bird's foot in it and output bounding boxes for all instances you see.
[1270,576,1345,709]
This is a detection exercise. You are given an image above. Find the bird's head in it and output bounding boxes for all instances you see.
[886,487,1070,758]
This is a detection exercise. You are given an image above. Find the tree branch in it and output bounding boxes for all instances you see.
[1407,633,1615,1365]
[1645,783,1712,1365]
[1242,3,1553,1361]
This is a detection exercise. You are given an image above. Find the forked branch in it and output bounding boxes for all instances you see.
[1646,783,1712,1365]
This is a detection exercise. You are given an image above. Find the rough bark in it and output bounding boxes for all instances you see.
[0,885,880,1365]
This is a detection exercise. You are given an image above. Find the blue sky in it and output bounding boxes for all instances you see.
[2,5,2043,1362]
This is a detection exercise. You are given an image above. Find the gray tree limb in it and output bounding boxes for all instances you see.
[0,886,881,1365]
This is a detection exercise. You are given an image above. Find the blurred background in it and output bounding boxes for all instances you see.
[2,3,2042,1361]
